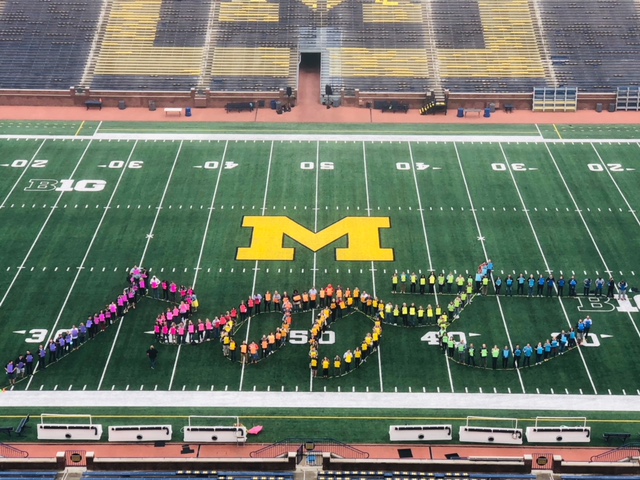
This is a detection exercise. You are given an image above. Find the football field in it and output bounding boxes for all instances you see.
[1,121,640,400]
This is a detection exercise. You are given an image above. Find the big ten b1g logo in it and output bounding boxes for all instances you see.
[24,179,107,192]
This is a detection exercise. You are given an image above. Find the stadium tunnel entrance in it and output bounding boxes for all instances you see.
[298,52,324,106]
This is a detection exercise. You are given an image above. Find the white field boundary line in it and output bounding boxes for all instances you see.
[362,142,383,393]
[1,390,639,411]
[543,142,640,340]
[408,141,452,392]
[92,134,547,143]
[309,141,320,393]
[239,141,274,392]
[453,143,526,394]
[98,141,185,391]
[168,141,229,392]
[0,140,84,310]
[24,141,139,390]
[0,139,47,209]
[0,134,557,143]
[498,143,598,394]
[5,132,640,144]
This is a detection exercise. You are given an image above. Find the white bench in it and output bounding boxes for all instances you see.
[164,107,182,116]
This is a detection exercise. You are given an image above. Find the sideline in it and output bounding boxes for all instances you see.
[0,390,639,411]
[2,132,640,144]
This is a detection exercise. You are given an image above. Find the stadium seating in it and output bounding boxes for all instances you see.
[434,0,547,92]
[1,0,640,93]
[362,0,423,24]
[90,0,209,90]
[537,0,640,92]
[0,472,58,480]
[82,472,295,480]
[218,0,280,23]
[318,473,536,480]
[0,0,101,89]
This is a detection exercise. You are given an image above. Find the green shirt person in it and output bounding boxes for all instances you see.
[467,344,476,366]
[491,345,500,369]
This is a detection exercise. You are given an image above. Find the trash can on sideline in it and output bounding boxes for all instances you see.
[484,107,491,118]
[270,100,277,110]
[457,108,464,118]
[185,107,192,117]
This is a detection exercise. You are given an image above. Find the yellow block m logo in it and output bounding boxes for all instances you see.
[236,216,394,261]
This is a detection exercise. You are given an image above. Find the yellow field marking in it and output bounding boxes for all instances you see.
[74,121,86,137]
[553,124,563,139]
[237,216,394,261]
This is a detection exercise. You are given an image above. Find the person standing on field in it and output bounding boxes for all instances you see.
[147,345,158,369]
[391,272,398,293]
[618,280,628,300]
[595,277,605,297]
[491,345,500,369]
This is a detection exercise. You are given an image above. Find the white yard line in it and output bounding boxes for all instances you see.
[190,141,228,288]
[0,139,46,209]
[454,143,526,394]
[97,314,126,391]
[309,141,320,393]
[362,142,383,393]
[407,141,451,391]
[592,143,640,229]
[167,345,182,392]
[238,141,274,392]
[0,140,88,310]
[139,141,184,266]
[541,142,640,340]
[407,142,436,282]
[98,141,184,391]
[498,143,598,394]
[168,141,228,391]
[25,140,139,391]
